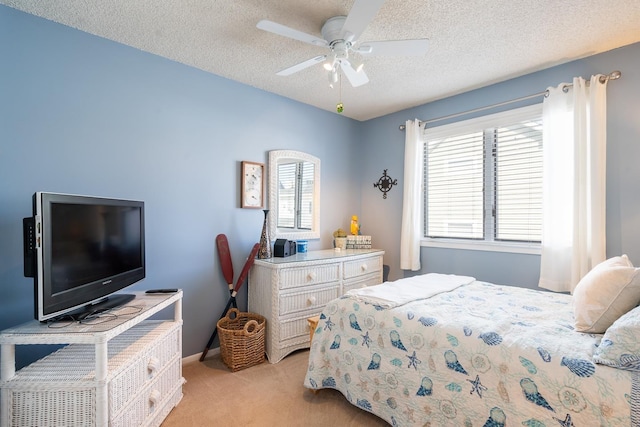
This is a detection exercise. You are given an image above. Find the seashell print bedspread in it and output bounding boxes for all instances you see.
[303,280,639,426]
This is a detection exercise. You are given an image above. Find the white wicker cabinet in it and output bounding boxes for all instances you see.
[0,291,184,427]
[248,249,384,363]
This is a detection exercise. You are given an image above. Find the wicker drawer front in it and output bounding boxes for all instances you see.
[343,272,383,294]
[343,256,382,279]
[146,383,184,427]
[279,313,322,342]
[111,357,182,427]
[109,322,181,417]
[6,386,97,427]
[279,264,340,290]
[279,285,339,316]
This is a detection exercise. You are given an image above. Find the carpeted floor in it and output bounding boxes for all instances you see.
[161,349,389,426]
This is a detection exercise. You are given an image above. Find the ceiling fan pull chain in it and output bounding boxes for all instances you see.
[336,71,344,114]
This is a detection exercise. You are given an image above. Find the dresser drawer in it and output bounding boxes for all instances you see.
[279,263,340,290]
[278,312,323,342]
[109,321,181,417]
[343,255,383,279]
[279,284,339,316]
[111,356,183,427]
[343,272,383,294]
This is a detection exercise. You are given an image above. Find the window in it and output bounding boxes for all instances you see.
[269,150,320,241]
[424,104,543,248]
[276,160,315,231]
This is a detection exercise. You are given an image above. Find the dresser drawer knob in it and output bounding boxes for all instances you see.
[307,296,317,306]
[149,389,162,409]
[361,264,368,272]
[307,272,316,281]
[147,356,161,377]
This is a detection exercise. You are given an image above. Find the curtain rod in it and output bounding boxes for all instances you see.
[398,70,622,131]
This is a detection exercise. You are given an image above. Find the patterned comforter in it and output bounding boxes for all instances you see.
[304,278,638,426]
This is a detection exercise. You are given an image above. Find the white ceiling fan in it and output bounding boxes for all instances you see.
[257,0,429,88]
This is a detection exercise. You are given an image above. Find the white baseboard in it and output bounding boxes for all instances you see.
[182,347,219,365]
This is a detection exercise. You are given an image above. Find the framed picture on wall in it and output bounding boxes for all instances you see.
[241,161,264,208]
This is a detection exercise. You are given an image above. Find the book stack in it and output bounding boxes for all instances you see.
[346,235,372,249]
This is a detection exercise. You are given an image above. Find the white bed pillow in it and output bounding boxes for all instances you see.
[593,305,640,371]
[573,254,640,333]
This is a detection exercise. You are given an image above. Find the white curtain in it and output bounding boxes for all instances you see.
[400,119,424,271]
[538,75,608,293]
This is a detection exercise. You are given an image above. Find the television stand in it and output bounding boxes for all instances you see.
[0,291,183,427]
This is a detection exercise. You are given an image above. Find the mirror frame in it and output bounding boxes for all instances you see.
[269,150,321,240]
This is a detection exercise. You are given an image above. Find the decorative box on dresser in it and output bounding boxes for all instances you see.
[248,249,384,363]
[0,291,184,427]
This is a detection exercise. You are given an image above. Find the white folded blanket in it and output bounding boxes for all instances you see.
[346,273,475,308]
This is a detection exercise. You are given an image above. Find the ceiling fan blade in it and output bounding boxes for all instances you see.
[257,20,328,47]
[276,55,327,76]
[340,0,385,42]
[357,39,430,56]
[340,60,369,87]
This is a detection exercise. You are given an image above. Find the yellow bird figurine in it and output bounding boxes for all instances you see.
[350,215,360,235]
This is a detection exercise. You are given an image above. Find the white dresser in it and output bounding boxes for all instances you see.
[248,249,384,363]
[0,291,183,427]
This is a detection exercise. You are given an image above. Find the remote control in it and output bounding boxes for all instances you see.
[145,289,178,293]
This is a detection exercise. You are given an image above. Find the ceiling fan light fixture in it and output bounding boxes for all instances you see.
[328,67,339,87]
[333,41,349,61]
[323,53,336,71]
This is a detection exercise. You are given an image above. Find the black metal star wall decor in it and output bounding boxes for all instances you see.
[373,169,397,199]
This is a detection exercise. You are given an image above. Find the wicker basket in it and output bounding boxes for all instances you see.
[217,308,266,372]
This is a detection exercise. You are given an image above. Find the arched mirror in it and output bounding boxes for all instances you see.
[269,150,320,240]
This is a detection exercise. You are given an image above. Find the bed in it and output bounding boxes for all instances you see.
[303,272,640,426]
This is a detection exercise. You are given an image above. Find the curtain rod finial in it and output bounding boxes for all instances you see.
[609,70,621,80]
[399,124,406,131]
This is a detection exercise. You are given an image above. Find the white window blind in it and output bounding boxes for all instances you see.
[493,120,543,242]
[426,131,484,239]
[424,104,543,244]
[277,162,296,228]
[299,162,314,230]
[277,161,314,231]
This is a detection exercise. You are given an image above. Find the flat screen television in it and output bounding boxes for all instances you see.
[24,192,145,322]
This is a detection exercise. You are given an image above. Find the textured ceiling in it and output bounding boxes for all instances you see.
[3,0,640,121]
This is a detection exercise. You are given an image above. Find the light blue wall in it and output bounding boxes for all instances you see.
[0,5,363,367]
[362,42,640,288]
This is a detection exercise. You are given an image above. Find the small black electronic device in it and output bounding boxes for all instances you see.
[145,289,178,294]
[274,239,296,257]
